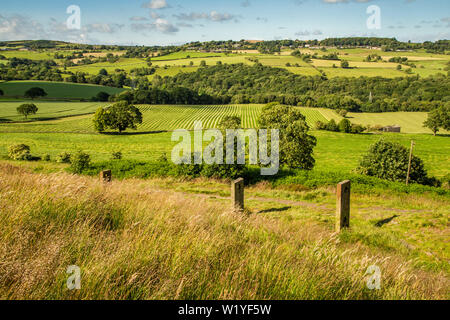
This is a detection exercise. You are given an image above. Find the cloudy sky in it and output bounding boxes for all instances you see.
[0,0,449,45]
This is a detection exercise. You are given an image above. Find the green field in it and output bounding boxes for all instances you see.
[347,111,440,134]
[0,103,443,135]
[0,131,448,178]
[0,104,341,132]
[0,81,125,100]
[0,101,108,122]
[2,46,449,79]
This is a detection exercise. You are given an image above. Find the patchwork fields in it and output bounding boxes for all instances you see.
[3,46,448,80]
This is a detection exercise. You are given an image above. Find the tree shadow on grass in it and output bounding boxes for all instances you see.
[100,130,168,136]
[374,215,399,227]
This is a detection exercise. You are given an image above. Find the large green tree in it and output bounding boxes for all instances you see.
[423,105,450,135]
[24,87,47,100]
[93,101,143,134]
[258,103,317,170]
[17,103,38,120]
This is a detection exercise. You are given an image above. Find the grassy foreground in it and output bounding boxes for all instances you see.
[0,163,448,300]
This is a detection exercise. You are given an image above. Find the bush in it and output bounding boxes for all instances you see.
[357,139,433,186]
[338,119,352,133]
[70,151,91,174]
[315,121,327,130]
[337,109,348,117]
[440,174,450,189]
[351,124,366,134]
[326,119,339,132]
[8,144,32,161]
[56,152,72,164]
[111,151,123,160]
[42,154,51,161]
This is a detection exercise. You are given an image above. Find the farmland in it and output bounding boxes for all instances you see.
[0,39,449,302]
[2,45,448,80]
[0,102,441,134]
[0,81,125,100]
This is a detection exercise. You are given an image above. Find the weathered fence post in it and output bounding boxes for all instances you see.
[232,178,244,211]
[406,140,415,186]
[100,170,112,183]
[336,180,351,232]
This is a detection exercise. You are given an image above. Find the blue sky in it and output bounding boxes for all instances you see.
[0,0,449,45]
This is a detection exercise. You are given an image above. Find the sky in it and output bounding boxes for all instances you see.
[0,0,449,46]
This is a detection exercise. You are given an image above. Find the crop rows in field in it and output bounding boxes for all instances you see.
[298,108,329,126]
[137,104,263,131]
[0,104,344,134]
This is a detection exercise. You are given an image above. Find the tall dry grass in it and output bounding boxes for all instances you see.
[0,163,447,300]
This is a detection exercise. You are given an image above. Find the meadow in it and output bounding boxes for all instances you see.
[0,81,125,100]
[0,130,448,179]
[0,163,448,299]
[0,102,448,177]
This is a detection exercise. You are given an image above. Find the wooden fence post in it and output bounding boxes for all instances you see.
[100,170,112,183]
[336,180,351,232]
[406,140,415,186]
[232,178,244,211]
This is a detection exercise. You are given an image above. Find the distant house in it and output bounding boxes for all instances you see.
[382,125,401,133]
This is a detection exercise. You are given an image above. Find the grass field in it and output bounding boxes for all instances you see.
[0,101,108,122]
[0,81,125,100]
[1,103,448,177]
[0,130,448,178]
[348,112,434,134]
[0,164,448,299]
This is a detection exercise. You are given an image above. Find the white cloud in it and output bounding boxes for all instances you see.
[142,0,169,10]
[130,16,149,21]
[295,29,323,36]
[174,11,239,22]
[131,18,179,34]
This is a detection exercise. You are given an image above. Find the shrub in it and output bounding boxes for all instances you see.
[42,154,51,161]
[341,60,350,68]
[357,139,432,185]
[338,119,352,133]
[326,119,339,132]
[315,121,327,130]
[337,109,348,117]
[367,124,383,132]
[441,174,450,189]
[70,151,91,174]
[8,144,32,161]
[111,151,123,160]
[351,124,366,134]
[56,152,72,164]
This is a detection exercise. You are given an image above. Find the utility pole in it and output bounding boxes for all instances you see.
[406,140,415,186]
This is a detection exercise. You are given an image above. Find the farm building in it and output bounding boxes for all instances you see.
[382,125,401,133]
